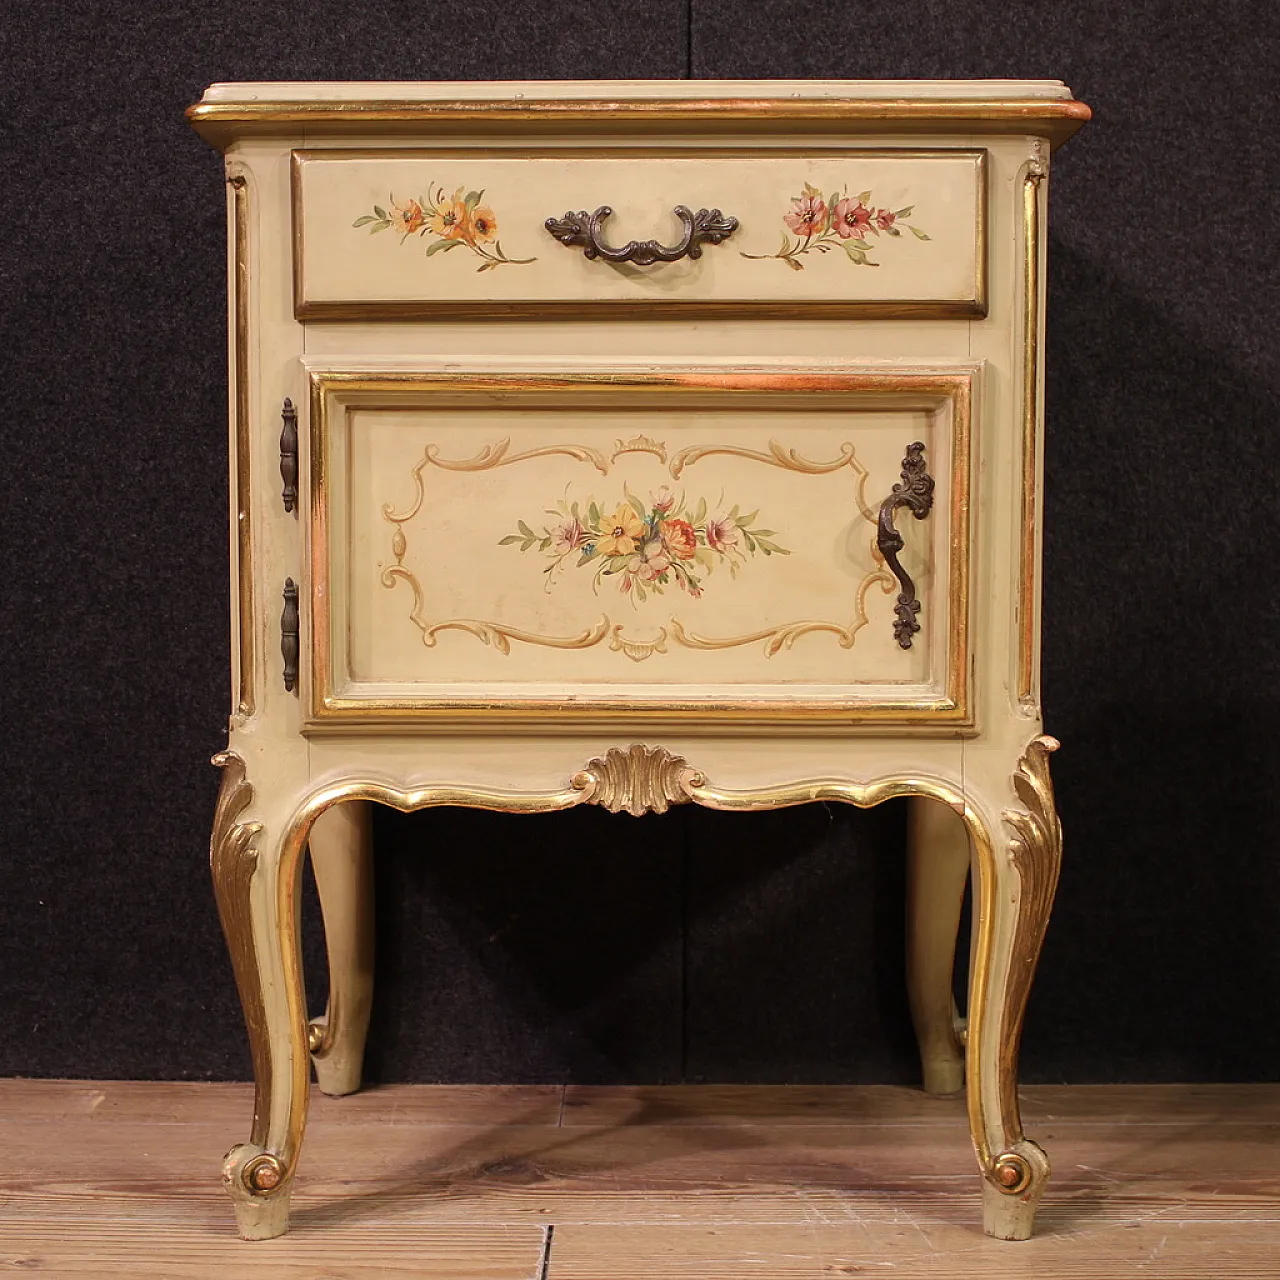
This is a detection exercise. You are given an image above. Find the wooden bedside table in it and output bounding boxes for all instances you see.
[189,78,1088,1242]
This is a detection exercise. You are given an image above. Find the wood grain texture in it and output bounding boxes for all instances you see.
[1,1081,1278,1277]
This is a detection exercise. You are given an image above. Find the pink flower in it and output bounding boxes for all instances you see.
[784,193,827,237]
[630,540,671,582]
[831,198,873,239]
[551,517,586,555]
[651,485,675,514]
[705,516,739,552]
[875,208,897,232]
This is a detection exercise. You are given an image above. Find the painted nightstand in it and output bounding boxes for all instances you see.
[189,79,1088,1242]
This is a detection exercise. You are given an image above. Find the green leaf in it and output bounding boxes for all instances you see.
[843,242,871,264]
[464,189,485,208]
[856,190,871,204]
[803,181,822,198]
[588,501,600,527]
[373,206,388,220]
[518,520,535,538]
[369,221,390,234]
[498,535,523,545]
[577,548,595,567]
[628,492,646,520]
[844,239,872,251]
[895,205,914,217]
[538,537,551,551]
[739,509,758,526]
[909,225,931,240]
[634,582,647,603]
[425,238,455,256]
[476,261,497,272]
[828,192,840,215]
[352,215,376,227]
[785,257,804,271]
[692,496,706,526]
[521,538,535,551]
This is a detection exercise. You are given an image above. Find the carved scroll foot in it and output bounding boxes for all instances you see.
[210,752,309,1241]
[906,796,970,1096]
[223,1143,293,1240]
[308,799,375,1097]
[966,735,1063,1240]
[982,1139,1051,1241]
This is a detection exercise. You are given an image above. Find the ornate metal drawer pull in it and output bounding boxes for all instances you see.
[876,442,936,650]
[544,205,739,266]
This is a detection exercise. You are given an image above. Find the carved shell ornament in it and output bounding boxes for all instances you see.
[574,745,703,817]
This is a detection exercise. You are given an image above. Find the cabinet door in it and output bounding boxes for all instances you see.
[306,367,976,731]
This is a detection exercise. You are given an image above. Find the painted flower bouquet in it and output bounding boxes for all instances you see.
[742,182,929,270]
[353,184,535,271]
[502,486,789,602]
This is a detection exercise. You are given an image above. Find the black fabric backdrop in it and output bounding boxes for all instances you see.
[2,1,1277,1085]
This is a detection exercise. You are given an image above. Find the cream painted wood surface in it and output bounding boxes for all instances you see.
[2,1081,1278,1278]
[193,80,1086,1243]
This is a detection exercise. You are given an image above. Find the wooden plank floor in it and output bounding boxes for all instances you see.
[2,1081,1279,1278]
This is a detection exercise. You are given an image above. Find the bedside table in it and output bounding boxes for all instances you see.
[189,78,1088,1242]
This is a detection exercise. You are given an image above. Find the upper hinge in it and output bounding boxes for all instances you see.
[280,398,298,515]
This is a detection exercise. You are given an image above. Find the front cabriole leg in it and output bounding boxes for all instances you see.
[965,736,1063,1240]
[210,751,310,1240]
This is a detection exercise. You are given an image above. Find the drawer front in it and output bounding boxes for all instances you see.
[293,149,986,318]
[306,367,975,729]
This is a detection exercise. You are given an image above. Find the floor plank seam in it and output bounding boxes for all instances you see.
[537,1222,555,1280]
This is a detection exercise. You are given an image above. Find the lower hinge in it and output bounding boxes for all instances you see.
[281,578,299,693]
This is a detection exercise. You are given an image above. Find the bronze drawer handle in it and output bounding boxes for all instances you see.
[544,205,739,266]
[876,442,936,650]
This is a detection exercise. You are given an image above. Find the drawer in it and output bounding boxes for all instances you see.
[292,149,986,319]
[305,365,976,729]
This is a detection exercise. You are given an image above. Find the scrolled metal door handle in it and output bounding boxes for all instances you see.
[544,205,739,266]
[876,442,936,650]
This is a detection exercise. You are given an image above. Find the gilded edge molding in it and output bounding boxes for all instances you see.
[1017,151,1047,710]
[226,164,255,719]
[209,751,283,1194]
[984,733,1063,1195]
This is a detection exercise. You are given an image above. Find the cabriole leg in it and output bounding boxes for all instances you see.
[210,752,310,1240]
[905,795,970,1095]
[307,799,375,1096]
[965,736,1063,1240]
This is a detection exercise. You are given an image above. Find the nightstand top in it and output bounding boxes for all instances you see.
[189,79,1089,151]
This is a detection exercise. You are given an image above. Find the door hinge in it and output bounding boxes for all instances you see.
[281,578,299,693]
[280,398,298,514]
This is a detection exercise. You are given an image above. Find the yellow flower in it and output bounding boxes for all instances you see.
[469,204,498,242]
[427,187,470,240]
[596,503,644,556]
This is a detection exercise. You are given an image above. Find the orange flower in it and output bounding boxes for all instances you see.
[469,204,498,243]
[427,187,470,240]
[659,518,697,559]
[389,198,425,235]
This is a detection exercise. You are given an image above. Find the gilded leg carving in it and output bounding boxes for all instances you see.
[905,796,970,1096]
[307,799,375,1097]
[210,752,310,1240]
[965,735,1062,1240]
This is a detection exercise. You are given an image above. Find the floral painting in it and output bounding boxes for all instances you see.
[501,486,789,602]
[742,182,929,270]
[353,184,535,272]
